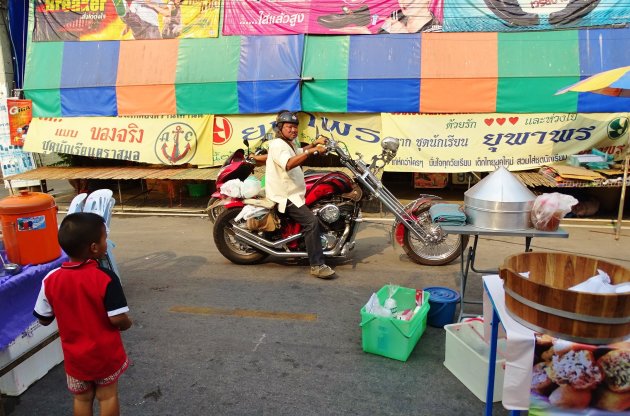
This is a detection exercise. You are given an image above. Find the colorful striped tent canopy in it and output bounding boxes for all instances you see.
[24,28,630,116]
[301,29,630,113]
[24,35,304,116]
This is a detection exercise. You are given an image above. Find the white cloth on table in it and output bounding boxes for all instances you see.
[482,274,536,411]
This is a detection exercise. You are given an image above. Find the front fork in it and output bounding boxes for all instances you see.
[390,195,441,247]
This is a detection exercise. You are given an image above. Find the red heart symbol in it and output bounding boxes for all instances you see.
[509,117,519,125]
[496,118,506,125]
[484,118,494,126]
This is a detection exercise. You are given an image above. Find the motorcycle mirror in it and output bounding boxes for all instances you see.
[243,138,249,148]
[381,137,400,153]
[264,132,274,142]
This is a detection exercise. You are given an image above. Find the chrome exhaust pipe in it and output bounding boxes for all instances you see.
[232,224,353,258]
[233,225,302,248]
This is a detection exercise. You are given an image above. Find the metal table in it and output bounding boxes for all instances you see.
[440,225,569,322]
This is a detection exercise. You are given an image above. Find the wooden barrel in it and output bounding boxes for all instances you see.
[499,252,630,344]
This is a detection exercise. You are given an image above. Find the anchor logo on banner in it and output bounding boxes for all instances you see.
[155,123,197,165]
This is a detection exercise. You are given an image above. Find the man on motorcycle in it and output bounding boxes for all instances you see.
[265,111,335,279]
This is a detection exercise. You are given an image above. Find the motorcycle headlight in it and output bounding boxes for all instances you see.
[381,137,400,154]
[318,204,341,223]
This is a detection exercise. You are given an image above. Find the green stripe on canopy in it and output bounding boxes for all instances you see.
[302,36,349,112]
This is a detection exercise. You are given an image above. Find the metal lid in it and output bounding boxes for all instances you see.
[0,190,57,215]
[464,167,535,204]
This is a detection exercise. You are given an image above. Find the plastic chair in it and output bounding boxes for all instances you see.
[84,189,115,227]
[83,189,121,280]
[67,193,87,214]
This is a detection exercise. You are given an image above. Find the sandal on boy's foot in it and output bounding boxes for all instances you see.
[310,264,335,279]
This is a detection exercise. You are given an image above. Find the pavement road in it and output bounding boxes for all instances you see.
[3,214,630,416]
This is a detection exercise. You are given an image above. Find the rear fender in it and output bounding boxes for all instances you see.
[223,199,245,210]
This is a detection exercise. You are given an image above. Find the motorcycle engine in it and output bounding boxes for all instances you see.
[314,198,355,228]
[313,198,356,251]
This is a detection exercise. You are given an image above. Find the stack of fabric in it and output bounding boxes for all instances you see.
[429,203,467,226]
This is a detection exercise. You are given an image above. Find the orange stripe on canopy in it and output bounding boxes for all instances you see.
[116,39,178,86]
[420,78,497,113]
[421,32,498,78]
[420,33,497,112]
[116,85,176,115]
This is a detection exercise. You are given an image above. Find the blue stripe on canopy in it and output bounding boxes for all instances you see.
[61,87,118,116]
[237,81,301,113]
[61,42,120,87]
[578,28,630,76]
[348,79,420,112]
[348,34,421,79]
[238,35,304,81]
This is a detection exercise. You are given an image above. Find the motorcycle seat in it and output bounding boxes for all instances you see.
[242,198,276,209]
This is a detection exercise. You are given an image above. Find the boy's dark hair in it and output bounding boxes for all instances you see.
[58,213,105,258]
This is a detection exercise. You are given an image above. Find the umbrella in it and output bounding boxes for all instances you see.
[556,66,630,239]
[556,66,630,97]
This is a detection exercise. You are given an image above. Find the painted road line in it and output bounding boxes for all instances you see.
[169,306,318,322]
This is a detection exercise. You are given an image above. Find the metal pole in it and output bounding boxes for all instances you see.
[615,130,630,240]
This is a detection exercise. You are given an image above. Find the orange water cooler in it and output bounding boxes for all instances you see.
[0,190,61,266]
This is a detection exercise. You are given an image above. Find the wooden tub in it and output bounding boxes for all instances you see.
[499,252,630,344]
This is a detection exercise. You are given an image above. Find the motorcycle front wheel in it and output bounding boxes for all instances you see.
[401,207,469,266]
[213,207,268,265]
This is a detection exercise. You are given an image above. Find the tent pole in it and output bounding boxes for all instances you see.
[615,130,630,240]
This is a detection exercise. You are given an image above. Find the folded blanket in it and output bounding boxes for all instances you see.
[429,203,466,226]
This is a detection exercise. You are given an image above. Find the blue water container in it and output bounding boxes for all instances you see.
[423,286,460,328]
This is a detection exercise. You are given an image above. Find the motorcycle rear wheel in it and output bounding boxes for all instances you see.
[213,207,268,265]
[206,197,225,224]
[401,208,469,266]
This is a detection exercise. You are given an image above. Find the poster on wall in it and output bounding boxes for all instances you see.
[7,99,32,146]
[209,112,383,167]
[222,0,443,35]
[211,112,628,173]
[381,112,629,173]
[33,0,220,41]
[529,334,630,414]
[0,101,39,189]
[443,0,629,32]
[24,115,214,166]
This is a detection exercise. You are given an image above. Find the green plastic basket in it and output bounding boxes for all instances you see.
[360,285,430,362]
[186,183,208,197]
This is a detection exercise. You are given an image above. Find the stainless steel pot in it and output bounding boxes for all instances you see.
[464,167,536,231]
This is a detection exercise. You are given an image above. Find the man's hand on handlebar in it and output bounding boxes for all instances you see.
[313,144,328,154]
[313,136,328,146]
[248,153,267,166]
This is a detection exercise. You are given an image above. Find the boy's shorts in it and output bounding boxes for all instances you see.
[66,358,129,394]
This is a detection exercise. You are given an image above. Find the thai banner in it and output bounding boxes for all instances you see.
[381,113,629,173]
[7,99,32,146]
[24,115,214,166]
[209,113,383,166]
[0,101,39,188]
[33,0,220,41]
[443,0,628,32]
[222,0,443,35]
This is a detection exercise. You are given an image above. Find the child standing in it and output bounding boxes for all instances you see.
[34,212,132,416]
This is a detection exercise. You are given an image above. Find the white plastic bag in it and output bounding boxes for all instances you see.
[364,293,392,318]
[241,176,262,198]
[220,179,243,198]
[530,193,578,231]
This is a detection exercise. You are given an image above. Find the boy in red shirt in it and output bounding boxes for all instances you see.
[34,212,132,416]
